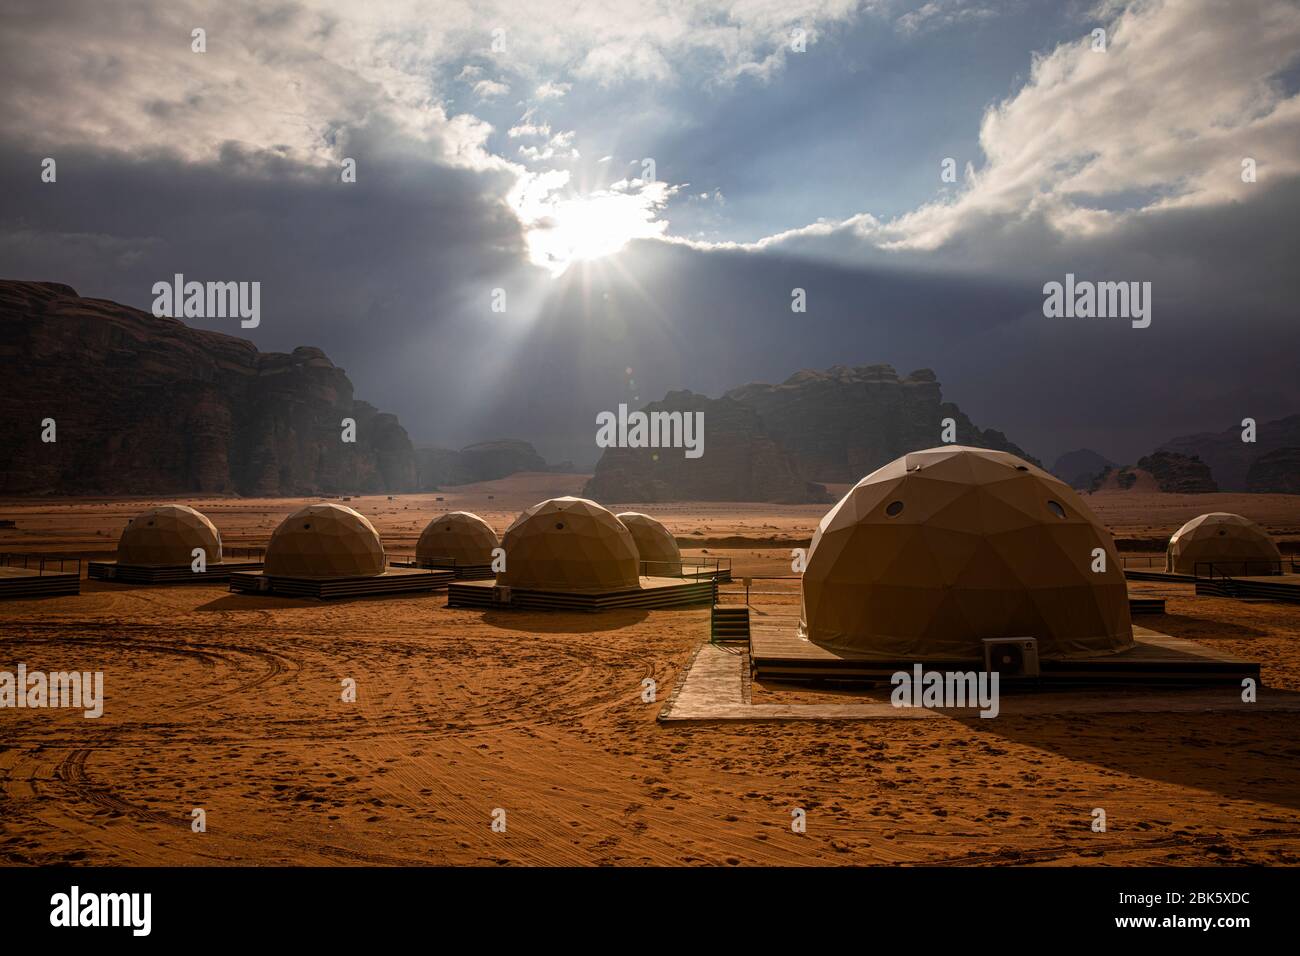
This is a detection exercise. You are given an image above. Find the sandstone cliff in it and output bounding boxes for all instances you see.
[1135,451,1218,493]
[583,390,830,504]
[1246,447,1300,494]
[415,439,553,489]
[584,365,1038,503]
[1159,415,1300,491]
[0,280,416,496]
[725,365,1039,483]
[1088,453,1217,494]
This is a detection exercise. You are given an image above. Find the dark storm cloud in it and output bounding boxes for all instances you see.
[4,132,1299,469]
[494,172,1300,468]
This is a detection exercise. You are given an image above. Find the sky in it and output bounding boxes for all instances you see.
[1,0,1298,470]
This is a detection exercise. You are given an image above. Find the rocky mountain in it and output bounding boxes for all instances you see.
[1247,447,1300,494]
[415,439,557,488]
[584,364,1035,503]
[1159,415,1300,491]
[583,390,831,504]
[0,280,416,496]
[1135,451,1218,493]
[725,365,1038,483]
[1090,466,1143,492]
[1052,448,1114,489]
[1088,452,1217,494]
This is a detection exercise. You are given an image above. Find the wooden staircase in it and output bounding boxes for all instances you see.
[710,604,751,644]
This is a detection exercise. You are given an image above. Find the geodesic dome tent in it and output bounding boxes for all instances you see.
[117,505,222,566]
[1166,512,1281,575]
[416,511,498,566]
[798,446,1133,661]
[264,503,385,578]
[615,512,682,569]
[499,497,639,592]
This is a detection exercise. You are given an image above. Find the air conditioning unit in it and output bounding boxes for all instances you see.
[982,637,1040,678]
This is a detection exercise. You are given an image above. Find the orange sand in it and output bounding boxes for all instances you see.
[1,478,1299,866]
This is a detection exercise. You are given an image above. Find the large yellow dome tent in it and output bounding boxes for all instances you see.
[798,446,1133,661]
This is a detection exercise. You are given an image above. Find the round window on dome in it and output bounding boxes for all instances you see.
[885,500,904,517]
[555,522,565,530]
[1047,501,1066,519]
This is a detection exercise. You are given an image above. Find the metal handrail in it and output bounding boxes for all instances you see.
[0,552,82,576]
[1193,559,1283,580]
[1120,554,1163,569]
[638,556,731,579]
[224,546,266,561]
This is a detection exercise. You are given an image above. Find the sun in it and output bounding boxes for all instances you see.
[513,178,673,276]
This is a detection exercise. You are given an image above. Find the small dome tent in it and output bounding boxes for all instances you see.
[117,505,222,567]
[615,512,681,570]
[1166,512,1281,576]
[499,497,639,592]
[416,511,498,567]
[264,504,385,578]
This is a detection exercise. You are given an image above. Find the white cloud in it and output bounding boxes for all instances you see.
[473,78,510,99]
[508,108,551,138]
[896,1,1004,36]
[535,81,571,99]
[517,130,580,163]
[704,0,1300,266]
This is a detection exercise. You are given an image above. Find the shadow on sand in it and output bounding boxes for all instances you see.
[193,591,449,611]
[955,685,1300,810]
[479,608,650,634]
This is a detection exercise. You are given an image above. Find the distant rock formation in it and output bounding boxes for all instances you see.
[1088,452,1217,494]
[584,390,830,504]
[1052,449,1114,489]
[1246,447,1300,494]
[1135,451,1218,493]
[1090,466,1143,493]
[0,280,416,496]
[584,364,1036,503]
[415,439,553,488]
[725,365,1038,483]
[1159,415,1300,491]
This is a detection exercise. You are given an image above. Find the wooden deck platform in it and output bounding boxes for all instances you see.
[388,559,495,580]
[447,576,715,612]
[1126,567,1300,604]
[229,567,452,599]
[1127,593,1166,615]
[660,642,1296,722]
[88,560,263,584]
[1196,573,1300,603]
[1124,568,1196,583]
[0,565,80,600]
[748,615,1257,685]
